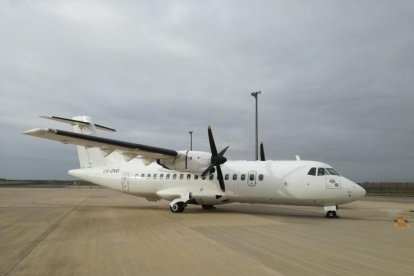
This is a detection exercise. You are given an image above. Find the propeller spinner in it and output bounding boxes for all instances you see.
[201,125,229,192]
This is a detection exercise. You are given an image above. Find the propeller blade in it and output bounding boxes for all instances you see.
[260,142,265,161]
[206,125,227,192]
[218,146,229,157]
[208,125,218,156]
[216,165,225,192]
[201,164,214,178]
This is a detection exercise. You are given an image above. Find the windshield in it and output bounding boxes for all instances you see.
[317,168,328,176]
[308,167,341,176]
[326,168,340,176]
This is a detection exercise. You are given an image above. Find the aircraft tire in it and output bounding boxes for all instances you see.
[201,205,214,210]
[326,211,337,218]
[170,202,185,213]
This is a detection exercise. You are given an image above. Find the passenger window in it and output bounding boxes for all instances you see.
[173,174,177,180]
[147,174,151,179]
[153,174,157,179]
[308,168,316,176]
[180,174,184,180]
[194,175,198,180]
[141,173,145,178]
[166,174,170,179]
[259,174,264,181]
[249,174,255,181]
[317,168,326,176]
[241,174,246,181]
[160,174,164,179]
[135,174,139,178]
[233,174,237,180]
[209,174,214,180]
[225,174,229,180]
[187,174,191,180]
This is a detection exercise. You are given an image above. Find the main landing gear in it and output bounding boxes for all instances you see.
[170,202,186,213]
[170,203,216,213]
[324,205,339,218]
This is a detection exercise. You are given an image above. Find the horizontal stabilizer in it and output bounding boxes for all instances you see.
[40,116,116,132]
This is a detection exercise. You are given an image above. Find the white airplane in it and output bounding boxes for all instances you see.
[23,115,365,218]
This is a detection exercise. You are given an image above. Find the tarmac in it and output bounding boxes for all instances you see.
[0,186,413,276]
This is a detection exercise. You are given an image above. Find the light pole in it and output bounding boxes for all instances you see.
[251,91,261,160]
[188,131,193,151]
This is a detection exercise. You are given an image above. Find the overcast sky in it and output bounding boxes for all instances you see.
[1,0,413,182]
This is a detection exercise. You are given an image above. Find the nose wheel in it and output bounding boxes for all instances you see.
[326,210,337,218]
[324,205,339,218]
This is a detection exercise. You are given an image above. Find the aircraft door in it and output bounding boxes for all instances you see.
[248,171,257,187]
[121,173,129,192]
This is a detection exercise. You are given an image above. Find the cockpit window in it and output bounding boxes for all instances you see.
[317,168,328,176]
[326,168,340,176]
[308,168,316,176]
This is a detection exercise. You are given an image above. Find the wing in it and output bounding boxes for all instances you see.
[23,128,178,161]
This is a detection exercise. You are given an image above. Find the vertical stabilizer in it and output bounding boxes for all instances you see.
[27,115,119,169]
[39,115,117,168]
[71,116,104,168]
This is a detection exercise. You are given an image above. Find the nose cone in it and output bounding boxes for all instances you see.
[352,182,366,199]
[343,178,366,200]
[355,184,366,198]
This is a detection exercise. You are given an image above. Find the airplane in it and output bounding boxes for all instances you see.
[23,115,366,218]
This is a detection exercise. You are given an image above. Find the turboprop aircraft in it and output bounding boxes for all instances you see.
[23,116,366,218]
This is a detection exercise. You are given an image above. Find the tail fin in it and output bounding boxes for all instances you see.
[42,116,116,168]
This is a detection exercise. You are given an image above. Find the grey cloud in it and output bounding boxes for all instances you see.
[1,1,413,182]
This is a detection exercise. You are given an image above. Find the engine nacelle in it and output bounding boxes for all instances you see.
[160,150,211,174]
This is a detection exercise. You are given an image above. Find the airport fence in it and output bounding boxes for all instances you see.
[359,182,414,196]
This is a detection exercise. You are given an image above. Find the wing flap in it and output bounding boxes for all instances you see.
[23,128,178,160]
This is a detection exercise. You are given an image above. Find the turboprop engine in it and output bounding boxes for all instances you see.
[157,126,229,192]
[159,150,212,174]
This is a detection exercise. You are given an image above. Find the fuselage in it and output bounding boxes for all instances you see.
[69,159,366,208]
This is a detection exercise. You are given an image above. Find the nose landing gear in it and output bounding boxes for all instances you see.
[324,205,339,218]
[326,210,337,218]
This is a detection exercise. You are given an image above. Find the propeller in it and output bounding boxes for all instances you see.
[260,142,266,161]
[201,125,229,192]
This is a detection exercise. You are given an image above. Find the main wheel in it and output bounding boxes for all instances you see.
[326,210,337,218]
[202,205,214,210]
[170,202,185,213]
